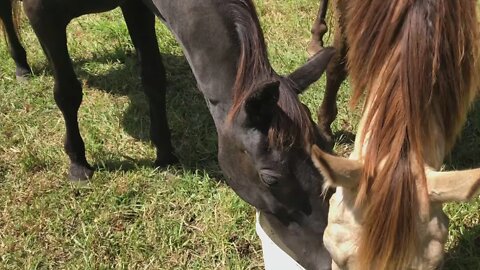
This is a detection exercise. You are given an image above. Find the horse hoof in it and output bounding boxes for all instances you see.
[16,74,31,82]
[154,153,179,168]
[16,68,32,81]
[317,125,335,152]
[69,163,94,181]
[321,134,334,153]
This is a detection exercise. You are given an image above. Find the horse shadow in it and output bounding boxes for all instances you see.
[332,130,356,157]
[444,223,480,269]
[444,100,480,170]
[442,100,480,269]
[58,47,223,180]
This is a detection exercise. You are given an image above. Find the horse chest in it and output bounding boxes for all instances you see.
[417,204,449,269]
[324,188,360,269]
[324,189,450,269]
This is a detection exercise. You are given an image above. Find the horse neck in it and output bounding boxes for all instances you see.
[151,1,241,128]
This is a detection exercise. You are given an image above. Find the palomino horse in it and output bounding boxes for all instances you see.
[16,0,335,267]
[0,0,31,79]
[311,0,480,269]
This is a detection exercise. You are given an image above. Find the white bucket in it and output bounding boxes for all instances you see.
[255,211,306,270]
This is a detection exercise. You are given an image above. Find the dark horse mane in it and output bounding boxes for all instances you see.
[345,0,479,269]
[226,0,315,149]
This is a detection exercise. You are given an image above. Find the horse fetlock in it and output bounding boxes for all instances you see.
[317,125,334,151]
[317,109,336,145]
[308,20,328,57]
[311,20,328,37]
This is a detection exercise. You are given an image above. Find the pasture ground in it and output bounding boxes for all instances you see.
[1,0,479,269]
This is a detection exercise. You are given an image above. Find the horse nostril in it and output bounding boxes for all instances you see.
[208,98,219,105]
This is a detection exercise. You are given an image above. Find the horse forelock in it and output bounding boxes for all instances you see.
[226,0,315,150]
[344,0,479,269]
[272,78,316,150]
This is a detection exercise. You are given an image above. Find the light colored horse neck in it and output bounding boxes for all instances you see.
[312,80,480,269]
[318,97,452,270]
[313,121,480,270]
[311,0,480,268]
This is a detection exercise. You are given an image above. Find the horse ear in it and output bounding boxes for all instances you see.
[288,47,335,94]
[244,80,280,128]
[311,144,363,188]
[427,168,480,202]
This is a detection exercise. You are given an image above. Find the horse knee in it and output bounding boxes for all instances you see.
[53,79,83,113]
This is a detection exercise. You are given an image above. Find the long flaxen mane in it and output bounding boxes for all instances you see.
[226,0,315,149]
[345,0,479,269]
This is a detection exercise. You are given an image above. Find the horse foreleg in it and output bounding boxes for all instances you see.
[307,0,329,56]
[121,0,178,167]
[317,27,347,150]
[0,0,31,79]
[24,5,93,180]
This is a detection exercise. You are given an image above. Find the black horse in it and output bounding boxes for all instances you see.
[17,0,334,267]
[142,1,334,268]
[0,0,31,79]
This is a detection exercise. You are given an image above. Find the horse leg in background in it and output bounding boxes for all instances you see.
[121,0,178,167]
[307,0,329,56]
[0,0,31,79]
[316,27,347,149]
[23,4,93,180]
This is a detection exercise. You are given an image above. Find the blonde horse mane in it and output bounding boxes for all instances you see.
[344,0,479,269]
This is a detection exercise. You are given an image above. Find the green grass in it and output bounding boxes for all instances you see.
[1,1,479,269]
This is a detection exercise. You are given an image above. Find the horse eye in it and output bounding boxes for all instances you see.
[259,172,279,186]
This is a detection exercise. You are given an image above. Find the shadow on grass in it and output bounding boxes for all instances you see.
[93,157,153,172]
[332,130,355,157]
[444,100,480,170]
[442,100,480,269]
[65,47,222,179]
[444,224,480,270]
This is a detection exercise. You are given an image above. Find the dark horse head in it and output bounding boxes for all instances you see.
[145,0,334,267]
[213,1,334,268]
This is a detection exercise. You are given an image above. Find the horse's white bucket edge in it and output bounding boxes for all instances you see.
[255,211,306,270]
